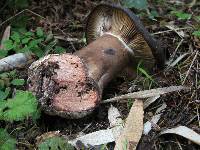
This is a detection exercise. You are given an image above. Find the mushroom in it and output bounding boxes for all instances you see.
[28,4,166,119]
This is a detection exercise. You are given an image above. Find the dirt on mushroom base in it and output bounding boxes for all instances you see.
[28,54,100,119]
[0,0,199,149]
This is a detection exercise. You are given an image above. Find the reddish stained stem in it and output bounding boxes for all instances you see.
[75,34,131,93]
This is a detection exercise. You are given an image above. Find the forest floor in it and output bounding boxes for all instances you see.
[0,0,199,149]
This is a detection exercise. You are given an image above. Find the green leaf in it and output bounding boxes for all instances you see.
[24,31,34,37]
[2,40,14,51]
[38,137,74,150]
[12,41,21,52]
[138,67,153,81]
[0,72,9,79]
[11,79,25,86]
[28,39,43,48]
[0,90,39,121]
[18,45,30,53]
[0,80,5,90]
[0,128,16,150]
[123,0,148,10]
[36,27,44,37]
[0,88,10,100]
[22,37,31,44]
[192,30,200,37]
[9,70,17,78]
[171,11,192,20]
[0,50,8,58]
[54,46,66,54]
[11,32,21,43]
[31,46,44,58]
[149,10,159,20]
[137,61,154,82]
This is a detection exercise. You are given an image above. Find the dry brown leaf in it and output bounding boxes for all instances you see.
[114,99,144,150]
[0,26,11,49]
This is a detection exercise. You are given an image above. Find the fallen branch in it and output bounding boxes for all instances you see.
[0,53,34,72]
[102,86,189,103]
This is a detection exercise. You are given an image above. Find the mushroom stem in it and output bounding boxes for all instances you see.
[75,34,130,93]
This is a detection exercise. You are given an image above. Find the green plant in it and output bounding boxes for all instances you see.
[192,30,200,37]
[127,99,133,110]
[0,70,25,100]
[38,137,74,150]
[194,16,200,22]
[171,11,192,20]
[0,128,16,150]
[137,61,155,88]
[0,90,39,122]
[0,27,66,58]
[122,0,148,10]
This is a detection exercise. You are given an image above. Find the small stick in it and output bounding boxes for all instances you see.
[102,86,189,103]
[152,27,193,35]
[182,51,198,85]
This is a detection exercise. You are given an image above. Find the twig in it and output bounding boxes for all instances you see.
[171,39,184,59]
[0,9,27,27]
[102,86,189,103]
[182,51,198,85]
[152,27,193,35]
[166,39,184,67]
[197,107,200,127]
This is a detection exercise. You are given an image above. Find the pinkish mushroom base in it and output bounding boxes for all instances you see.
[28,54,100,119]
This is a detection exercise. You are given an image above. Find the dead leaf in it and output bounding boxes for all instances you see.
[114,99,144,150]
[68,128,115,148]
[68,106,124,148]
[0,26,11,49]
[159,126,200,145]
[143,103,167,135]
[108,105,124,140]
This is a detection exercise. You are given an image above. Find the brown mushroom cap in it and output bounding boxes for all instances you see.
[86,4,166,69]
